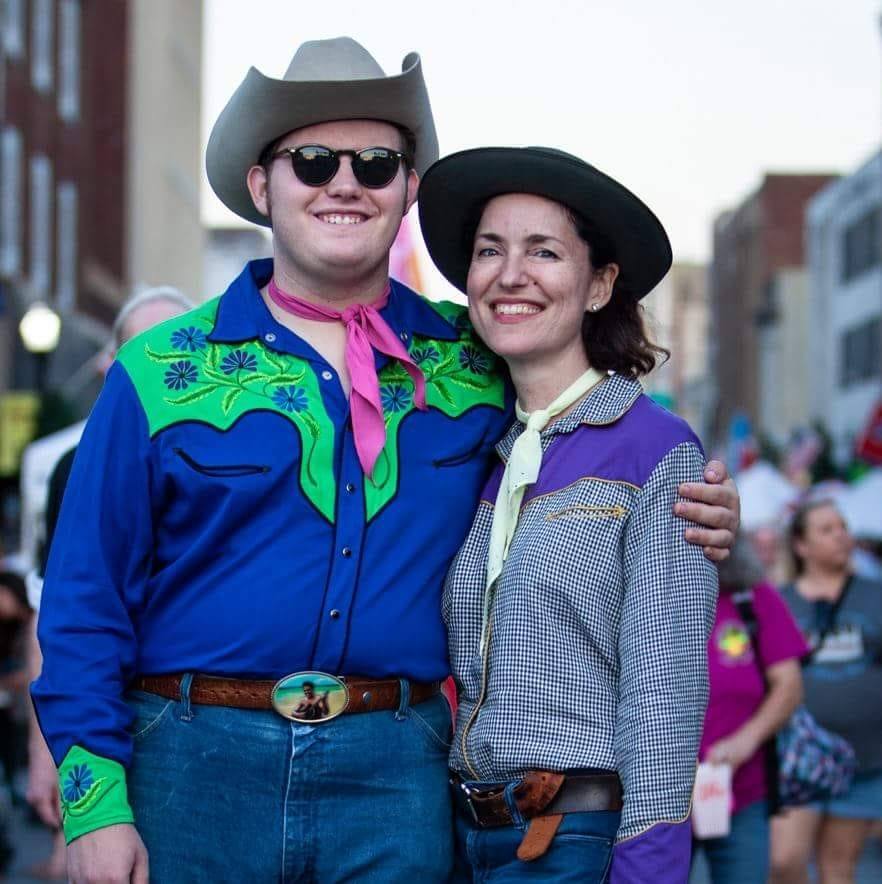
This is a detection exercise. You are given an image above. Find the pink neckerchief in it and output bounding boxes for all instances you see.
[267,278,427,478]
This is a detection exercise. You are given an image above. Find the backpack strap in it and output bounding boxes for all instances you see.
[805,574,855,664]
[729,587,781,814]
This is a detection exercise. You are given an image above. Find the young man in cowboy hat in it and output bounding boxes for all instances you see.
[33,37,740,883]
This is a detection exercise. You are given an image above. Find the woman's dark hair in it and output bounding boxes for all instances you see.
[568,210,669,378]
[787,498,841,576]
[717,535,766,594]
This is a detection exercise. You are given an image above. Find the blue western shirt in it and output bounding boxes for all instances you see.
[33,259,511,768]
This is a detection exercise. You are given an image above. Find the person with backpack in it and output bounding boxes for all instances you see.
[771,499,882,884]
[692,537,806,882]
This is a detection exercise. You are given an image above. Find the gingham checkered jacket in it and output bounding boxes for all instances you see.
[444,373,719,843]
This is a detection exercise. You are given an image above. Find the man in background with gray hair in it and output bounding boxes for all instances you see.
[22,286,192,879]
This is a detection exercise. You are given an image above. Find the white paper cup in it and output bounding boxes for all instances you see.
[692,762,732,839]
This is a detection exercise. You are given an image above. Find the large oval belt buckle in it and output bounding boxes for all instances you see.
[271,671,349,723]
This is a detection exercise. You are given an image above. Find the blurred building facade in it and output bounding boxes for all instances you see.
[0,0,204,404]
[709,173,837,444]
[807,150,882,464]
[643,262,713,442]
[755,267,811,447]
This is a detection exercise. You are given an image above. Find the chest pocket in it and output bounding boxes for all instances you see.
[432,431,497,469]
[173,447,271,478]
[544,503,628,522]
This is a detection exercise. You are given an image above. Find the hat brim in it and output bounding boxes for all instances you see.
[417,147,672,299]
[207,52,438,227]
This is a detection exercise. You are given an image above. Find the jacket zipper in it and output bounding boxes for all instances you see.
[459,620,493,779]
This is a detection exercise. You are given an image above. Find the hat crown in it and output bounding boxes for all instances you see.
[283,37,386,83]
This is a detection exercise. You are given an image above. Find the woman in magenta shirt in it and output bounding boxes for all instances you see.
[694,540,808,883]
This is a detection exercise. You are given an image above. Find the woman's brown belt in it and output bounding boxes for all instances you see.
[450,770,623,861]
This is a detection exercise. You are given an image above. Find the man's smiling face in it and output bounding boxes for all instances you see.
[248,119,418,298]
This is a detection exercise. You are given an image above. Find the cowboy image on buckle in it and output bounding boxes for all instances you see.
[271,672,349,722]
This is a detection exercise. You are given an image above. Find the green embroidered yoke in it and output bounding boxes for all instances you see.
[117,291,506,523]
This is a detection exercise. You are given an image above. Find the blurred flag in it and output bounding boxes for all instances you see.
[726,412,759,473]
[784,427,823,484]
[389,215,424,292]
[856,400,882,465]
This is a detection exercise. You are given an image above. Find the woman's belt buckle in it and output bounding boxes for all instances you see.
[271,671,349,723]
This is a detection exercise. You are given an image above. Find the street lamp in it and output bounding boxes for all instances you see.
[19,302,61,391]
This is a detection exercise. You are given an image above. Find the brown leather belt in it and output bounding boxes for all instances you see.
[133,674,441,716]
[450,769,623,829]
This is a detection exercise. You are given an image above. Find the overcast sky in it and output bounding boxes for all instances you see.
[202,0,882,298]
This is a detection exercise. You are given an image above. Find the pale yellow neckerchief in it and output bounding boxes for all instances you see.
[481,367,607,652]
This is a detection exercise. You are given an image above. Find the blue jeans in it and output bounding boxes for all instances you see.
[126,678,454,883]
[691,799,769,884]
[453,780,620,882]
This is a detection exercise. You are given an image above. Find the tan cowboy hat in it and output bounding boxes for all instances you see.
[206,36,438,227]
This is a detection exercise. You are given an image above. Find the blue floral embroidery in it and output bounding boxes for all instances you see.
[458,345,490,375]
[164,361,198,390]
[410,346,440,365]
[381,384,412,413]
[63,764,94,803]
[220,350,258,375]
[170,327,206,352]
[272,385,309,413]
[453,311,473,332]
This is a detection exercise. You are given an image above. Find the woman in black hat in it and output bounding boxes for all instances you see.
[419,148,720,883]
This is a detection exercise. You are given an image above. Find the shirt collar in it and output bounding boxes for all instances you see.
[208,259,459,348]
[384,278,460,344]
[208,258,274,344]
[496,373,644,461]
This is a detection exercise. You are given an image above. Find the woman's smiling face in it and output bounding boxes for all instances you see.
[465,193,615,375]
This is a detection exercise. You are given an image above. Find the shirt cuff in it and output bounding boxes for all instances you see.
[608,819,692,883]
[58,746,134,844]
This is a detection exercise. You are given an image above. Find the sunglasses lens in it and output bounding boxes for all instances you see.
[292,146,337,186]
[353,149,401,188]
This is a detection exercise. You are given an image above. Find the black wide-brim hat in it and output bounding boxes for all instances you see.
[417,147,672,299]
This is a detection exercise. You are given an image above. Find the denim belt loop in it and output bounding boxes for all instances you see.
[394,678,410,721]
[179,672,195,721]
[503,780,527,828]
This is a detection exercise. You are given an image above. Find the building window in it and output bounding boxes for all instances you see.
[31,0,54,93]
[55,181,76,310]
[57,0,79,120]
[841,207,882,283]
[840,318,881,387]
[3,0,25,57]
[0,126,23,277]
[29,154,54,297]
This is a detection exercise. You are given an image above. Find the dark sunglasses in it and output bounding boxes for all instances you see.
[271,145,409,189]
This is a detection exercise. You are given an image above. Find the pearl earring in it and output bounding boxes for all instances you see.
[591,304,600,312]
